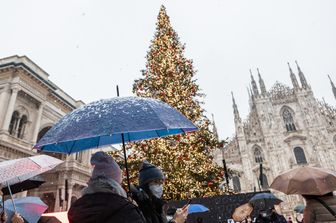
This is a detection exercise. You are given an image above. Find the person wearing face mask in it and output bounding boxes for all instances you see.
[131,161,188,223]
[68,152,146,223]
[255,207,287,223]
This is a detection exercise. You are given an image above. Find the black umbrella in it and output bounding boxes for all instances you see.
[249,192,283,209]
[1,176,45,195]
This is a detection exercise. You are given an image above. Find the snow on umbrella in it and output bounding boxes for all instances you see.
[0,155,63,187]
[0,155,62,213]
[35,96,198,192]
[1,196,48,223]
[35,96,197,153]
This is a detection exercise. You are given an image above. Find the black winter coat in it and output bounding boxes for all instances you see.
[68,192,146,223]
[255,213,287,223]
[131,186,169,223]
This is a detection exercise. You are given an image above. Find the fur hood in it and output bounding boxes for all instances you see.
[82,176,127,198]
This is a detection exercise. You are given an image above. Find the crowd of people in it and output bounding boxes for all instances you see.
[68,151,188,223]
[65,151,336,223]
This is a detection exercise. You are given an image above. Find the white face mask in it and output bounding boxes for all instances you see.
[149,184,163,198]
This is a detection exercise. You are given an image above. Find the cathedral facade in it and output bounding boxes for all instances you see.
[0,55,93,212]
[215,62,336,214]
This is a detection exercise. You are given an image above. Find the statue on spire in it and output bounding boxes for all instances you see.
[295,61,309,89]
[231,92,241,122]
[288,62,299,89]
[328,75,336,100]
[250,69,259,95]
[257,68,267,95]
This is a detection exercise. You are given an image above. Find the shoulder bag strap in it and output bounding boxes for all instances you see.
[314,197,336,219]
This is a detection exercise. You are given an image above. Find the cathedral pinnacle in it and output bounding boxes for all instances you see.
[257,68,267,95]
[288,62,299,89]
[295,60,308,89]
[250,69,259,95]
[211,113,219,140]
[231,92,241,122]
[328,75,336,100]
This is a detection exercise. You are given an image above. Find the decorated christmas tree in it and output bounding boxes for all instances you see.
[113,5,229,200]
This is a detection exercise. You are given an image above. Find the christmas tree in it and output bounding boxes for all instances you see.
[115,5,229,200]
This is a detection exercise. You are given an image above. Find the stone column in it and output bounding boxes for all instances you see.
[54,187,60,212]
[2,87,19,131]
[67,183,74,210]
[32,102,45,143]
[0,88,8,127]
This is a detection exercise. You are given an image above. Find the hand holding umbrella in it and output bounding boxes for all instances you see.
[1,196,48,223]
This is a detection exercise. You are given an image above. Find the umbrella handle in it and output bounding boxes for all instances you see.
[121,133,132,196]
[6,182,17,213]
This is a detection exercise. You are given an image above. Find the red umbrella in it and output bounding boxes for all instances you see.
[0,155,63,187]
[0,155,63,213]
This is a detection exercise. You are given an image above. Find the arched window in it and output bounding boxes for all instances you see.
[261,174,269,190]
[254,147,263,163]
[294,147,307,164]
[232,176,241,192]
[37,126,52,142]
[17,115,27,139]
[9,111,20,135]
[282,107,296,132]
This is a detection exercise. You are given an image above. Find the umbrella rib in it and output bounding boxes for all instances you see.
[155,130,160,137]
[68,140,76,154]
[145,102,169,130]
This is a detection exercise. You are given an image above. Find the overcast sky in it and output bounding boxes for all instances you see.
[1,0,336,140]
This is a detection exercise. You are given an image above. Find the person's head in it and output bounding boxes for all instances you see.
[90,151,122,184]
[139,161,164,198]
[259,209,271,219]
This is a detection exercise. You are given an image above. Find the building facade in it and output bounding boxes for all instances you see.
[214,62,336,214]
[0,55,93,212]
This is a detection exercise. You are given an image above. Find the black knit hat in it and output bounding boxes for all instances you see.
[139,161,164,187]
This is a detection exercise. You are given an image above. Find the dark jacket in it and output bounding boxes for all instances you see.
[68,177,146,223]
[68,192,145,223]
[304,195,336,223]
[256,212,287,223]
[131,185,170,223]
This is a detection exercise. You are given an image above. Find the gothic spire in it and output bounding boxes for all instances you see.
[250,69,259,95]
[231,92,241,122]
[295,60,308,89]
[211,113,219,140]
[328,75,336,100]
[288,62,299,89]
[257,68,267,94]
